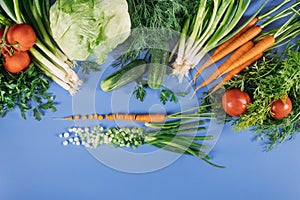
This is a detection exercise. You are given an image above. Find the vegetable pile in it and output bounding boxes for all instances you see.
[224,45,300,151]
[1,0,299,168]
[198,0,300,150]
[99,0,199,104]
[0,0,84,119]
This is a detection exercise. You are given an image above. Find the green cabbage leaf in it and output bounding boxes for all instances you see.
[50,0,131,63]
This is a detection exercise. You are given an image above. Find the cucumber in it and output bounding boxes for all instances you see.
[147,49,169,89]
[100,59,147,92]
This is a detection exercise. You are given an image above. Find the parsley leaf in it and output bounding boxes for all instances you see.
[132,81,148,102]
[0,64,57,120]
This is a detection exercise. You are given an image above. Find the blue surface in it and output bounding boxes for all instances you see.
[1,1,300,199]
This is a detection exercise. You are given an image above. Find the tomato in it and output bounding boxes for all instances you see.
[222,88,251,116]
[271,96,292,119]
[6,24,36,51]
[3,50,31,73]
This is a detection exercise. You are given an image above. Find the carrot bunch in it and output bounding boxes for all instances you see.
[194,0,300,95]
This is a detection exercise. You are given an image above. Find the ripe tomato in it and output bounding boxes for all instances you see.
[271,96,292,119]
[3,50,31,73]
[222,88,251,116]
[6,24,36,51]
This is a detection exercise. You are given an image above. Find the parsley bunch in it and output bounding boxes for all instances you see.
[0,64,56,120]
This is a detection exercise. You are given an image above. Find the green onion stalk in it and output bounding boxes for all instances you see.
[170,0,296,82]
[0,0,81,95]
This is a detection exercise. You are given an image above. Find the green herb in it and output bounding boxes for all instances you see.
[117,0,200,64]
[160,88,177,105]
[132,80,182,105]
[80,60,101,75]
[132,81,148,102]
[225,44,300,151]
[0,64,56,120]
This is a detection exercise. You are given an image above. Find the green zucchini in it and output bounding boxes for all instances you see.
[100,59,147,92]
[147,49,169,89]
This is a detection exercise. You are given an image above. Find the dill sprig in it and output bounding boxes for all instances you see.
[116,0,200,64]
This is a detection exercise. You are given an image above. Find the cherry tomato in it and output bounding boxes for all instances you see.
[6,24,36,51]
[3,50,31,73]
[222,88,251,116]
[271,96,292,119]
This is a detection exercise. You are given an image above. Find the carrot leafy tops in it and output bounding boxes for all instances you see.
[225,44,300,151]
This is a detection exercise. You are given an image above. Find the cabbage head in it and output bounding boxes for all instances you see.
[50,0,131,63]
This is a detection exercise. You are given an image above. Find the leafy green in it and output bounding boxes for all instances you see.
[132,80,181,105]
[225,45,300,151]
[117,0,200,64]
[49,0,131,63]
[0,64,56,120]
[160,89,178,105]
[132,80,148,102]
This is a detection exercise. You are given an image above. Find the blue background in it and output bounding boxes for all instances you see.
[1,0,300,199]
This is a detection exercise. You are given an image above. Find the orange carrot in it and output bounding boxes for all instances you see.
[105,114,116,120]
[220,35,275,75]
[97,115,104,120]
[207,52,264,96]
[193,25,262,82]
[196,40,255,89]
[212,17,258,56]
[115,113,136,121]
[53,114,103,121]
[135,114,167,123]
[54,113,166,122]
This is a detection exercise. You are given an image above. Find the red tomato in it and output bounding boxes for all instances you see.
[6,24,36,51]
[222,89,251,116]
[271,96,292,119]
[3,50,31,73]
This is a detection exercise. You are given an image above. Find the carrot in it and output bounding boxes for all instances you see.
[105,114,116,120]
[96,114,103,120]
[196,40,255,90]
[220,35,275,76]
[212,17,258,56]
[115,113,136,121]
[135,114,167,123]
[53,114,103,121]
[53,113,167,122]
[207,52,264,96]
[193,25,262,82]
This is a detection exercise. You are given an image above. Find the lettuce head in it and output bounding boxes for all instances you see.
[50,0,131,63]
